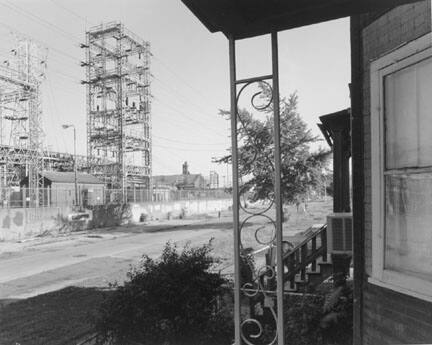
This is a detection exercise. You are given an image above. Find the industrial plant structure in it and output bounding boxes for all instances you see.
[0,33,47,189]
[82,22,152,199]
[0,23,152,206]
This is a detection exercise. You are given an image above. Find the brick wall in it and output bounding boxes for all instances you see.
[360,2,432,344]
[363,283,432,344]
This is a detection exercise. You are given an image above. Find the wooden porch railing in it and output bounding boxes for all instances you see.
[283,224,327,289]
[261,224,328,291]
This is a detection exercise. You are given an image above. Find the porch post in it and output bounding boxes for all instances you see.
[229,36,242,345]
[350,15,364,345]
[271,31,285,345]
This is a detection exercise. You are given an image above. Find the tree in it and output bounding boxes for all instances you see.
[94,241,233,345]
[216,86,330,203]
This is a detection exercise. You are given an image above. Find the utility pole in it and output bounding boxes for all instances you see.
[62,124,78,209]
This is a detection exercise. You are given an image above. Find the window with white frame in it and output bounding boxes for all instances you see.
[370,33,432,300]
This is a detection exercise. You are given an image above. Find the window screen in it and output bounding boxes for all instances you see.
[384,57,432,169]
[384,56,432,281]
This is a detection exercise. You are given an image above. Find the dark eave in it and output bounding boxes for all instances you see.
[318,108,351,147]
[181,0,420,39]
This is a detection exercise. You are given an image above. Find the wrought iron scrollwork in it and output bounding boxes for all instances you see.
[235,80,279,345]
[236,80,275,171]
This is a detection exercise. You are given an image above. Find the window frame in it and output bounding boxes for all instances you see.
[370,33,432,302]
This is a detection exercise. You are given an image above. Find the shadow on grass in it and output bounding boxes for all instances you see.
[0,286,110,345]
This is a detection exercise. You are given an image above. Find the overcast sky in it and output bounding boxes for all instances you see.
[0,0,350,183]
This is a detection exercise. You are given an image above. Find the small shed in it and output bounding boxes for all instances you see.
[21,171,105,207]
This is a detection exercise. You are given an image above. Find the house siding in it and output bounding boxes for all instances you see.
[362,1,431,276]
[359,2,432,344]
[363,283,432,344]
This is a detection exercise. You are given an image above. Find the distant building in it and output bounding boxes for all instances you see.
[153,162,206,190]
[209,171,219,189]
[153,174,206,190]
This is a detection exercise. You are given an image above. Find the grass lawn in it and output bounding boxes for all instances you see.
[0,287,109,345]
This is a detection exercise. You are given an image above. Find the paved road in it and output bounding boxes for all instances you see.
[0,218,232,300]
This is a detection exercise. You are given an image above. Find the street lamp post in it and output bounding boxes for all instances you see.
[62,124,78,210]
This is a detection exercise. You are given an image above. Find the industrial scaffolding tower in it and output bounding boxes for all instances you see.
[0,32,47,205]
[82,22,152,201]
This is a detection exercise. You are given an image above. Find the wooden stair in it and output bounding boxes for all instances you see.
[261,224,333,293]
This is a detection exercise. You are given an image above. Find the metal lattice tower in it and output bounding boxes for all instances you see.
[83,22,152,200]
[0,32,47,196]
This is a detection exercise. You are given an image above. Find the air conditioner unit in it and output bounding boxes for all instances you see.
[327,213,353,254]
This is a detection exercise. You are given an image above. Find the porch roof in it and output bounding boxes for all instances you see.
[181,0,419,39]
[318,108,351,148]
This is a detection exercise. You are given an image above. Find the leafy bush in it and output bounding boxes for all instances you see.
[258,283,353,345]
[283,294,326,345]
[320,283,353,345]
[283,283,353,345]
[94,241,233,345]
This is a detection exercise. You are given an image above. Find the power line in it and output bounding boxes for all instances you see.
[153,134,227,146]
[153,75,222,121]
[0,41,80,69]
[44,77,63,152]
[154,85,226,130]
[152,154,181,172]
[153,96,227,138]
[0,21,80,63]
[153,143,226,152]
[49,68,82,83]
[1,0,81,43]
[152,54,220,109]
[154,110,230,143]
[48,0,95,27]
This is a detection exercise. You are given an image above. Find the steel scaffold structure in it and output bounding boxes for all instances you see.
[82,22,152,201]
[0,32,47,203]
[0,144,117,173]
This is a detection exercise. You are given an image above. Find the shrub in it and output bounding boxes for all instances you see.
[320,283,353,345]
[95,241,233,345]
[283,283,353,345]
[283,294,326,345]
[259,283,353,345]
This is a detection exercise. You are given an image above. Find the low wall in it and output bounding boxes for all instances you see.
[0,207,63,241]
[130,198,233,222]
[91,198,232,228]
[0,199,233,241]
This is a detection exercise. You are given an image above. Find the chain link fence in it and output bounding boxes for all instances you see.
[0,187,231,209]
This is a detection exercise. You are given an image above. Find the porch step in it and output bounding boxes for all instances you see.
[317,261,333,278]
[306,271,326,287]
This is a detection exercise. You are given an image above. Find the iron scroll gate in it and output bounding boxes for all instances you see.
[229,32,285,345]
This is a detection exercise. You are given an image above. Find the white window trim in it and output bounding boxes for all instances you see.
[370,32,432,301]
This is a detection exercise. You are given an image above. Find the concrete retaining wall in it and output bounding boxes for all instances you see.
[0,198,233,241]
[91,198,232,228]
[130,198,232,222]
[0,207,64,241]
